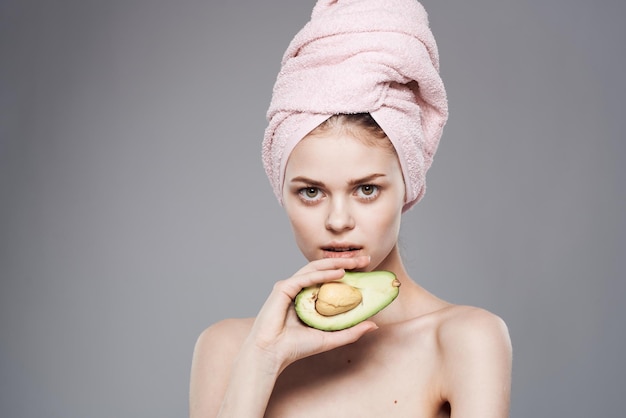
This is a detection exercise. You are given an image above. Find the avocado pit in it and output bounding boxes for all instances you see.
[314,282,362,316]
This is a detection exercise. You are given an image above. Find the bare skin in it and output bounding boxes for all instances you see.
[189,128,512,418]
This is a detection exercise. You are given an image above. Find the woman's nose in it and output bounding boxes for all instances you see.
[325,199,355,232]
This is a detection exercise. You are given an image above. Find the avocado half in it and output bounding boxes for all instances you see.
[294,271,400,331]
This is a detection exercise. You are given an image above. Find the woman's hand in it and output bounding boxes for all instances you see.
[244,255,378,374]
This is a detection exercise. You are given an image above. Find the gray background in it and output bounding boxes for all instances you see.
[1,0,624,416]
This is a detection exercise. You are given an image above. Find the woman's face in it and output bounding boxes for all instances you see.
[282,129,406,271]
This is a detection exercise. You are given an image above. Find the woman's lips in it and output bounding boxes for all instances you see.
[321,246,363,258]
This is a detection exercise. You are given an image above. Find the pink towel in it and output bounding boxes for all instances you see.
[262,0,448,211]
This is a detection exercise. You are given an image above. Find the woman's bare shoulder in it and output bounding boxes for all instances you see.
[400,303,510,356]
[433,305,512,412]
[189,318,255,415]
[192,318,254,379]
[194,317,255,357]
[435,305,511,350]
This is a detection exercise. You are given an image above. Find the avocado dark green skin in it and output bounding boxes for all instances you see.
[294,271,400,331]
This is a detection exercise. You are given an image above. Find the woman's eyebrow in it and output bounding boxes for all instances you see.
[347,173,386,186]
[288,176,325,187]
[288,173,386,187]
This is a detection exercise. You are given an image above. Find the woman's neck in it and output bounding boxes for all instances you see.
[370,244,451,325]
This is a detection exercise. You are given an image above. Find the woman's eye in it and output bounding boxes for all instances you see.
[299,187,322,202]
[356,185,380,199]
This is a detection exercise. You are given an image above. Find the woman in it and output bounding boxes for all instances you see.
[190,1,512,417]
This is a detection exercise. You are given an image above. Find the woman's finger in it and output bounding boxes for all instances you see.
[271,269,345,301]
[258,256,372,321]
[294,256,370,276]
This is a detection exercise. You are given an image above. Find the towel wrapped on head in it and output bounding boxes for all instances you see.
[262,0,448,211]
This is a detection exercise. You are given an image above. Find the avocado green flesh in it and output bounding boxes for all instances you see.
[294,271,399,331]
